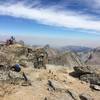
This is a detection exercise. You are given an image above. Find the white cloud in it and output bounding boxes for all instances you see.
[0,2,100,33]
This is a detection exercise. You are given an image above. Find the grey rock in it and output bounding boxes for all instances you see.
[80,73,100,85]
[48,80,66,92]
[47,93,75,100]
[90,84,100,91]
[0,71,9,81]
[73,66,100,85]
[67,89,80,100]
[0,64,10,81]
[74,66,96,76]
[0,69,24,85]
[8,71,23,79]
[80,93,94,100]
[56,93,75,100]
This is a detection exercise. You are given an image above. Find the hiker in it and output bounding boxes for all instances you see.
[11,64,21,72]
[10,64,28,81]
[6,36,15,46]
[33,48,47,69]
[11,36,15,41]
[34,54,46,69]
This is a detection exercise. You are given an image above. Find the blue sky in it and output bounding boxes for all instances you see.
[0,0,100,47]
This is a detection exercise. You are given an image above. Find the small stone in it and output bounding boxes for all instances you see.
[0,88,5,97]
[90,84,100,91]
[44,97,47,100]
[80,93,94,100]
[67,89,80,100]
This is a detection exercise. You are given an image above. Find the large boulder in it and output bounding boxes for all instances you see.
[74,66,99,75]
[80,73,100,85]
[73,66,100,85]
[0,64,25,85]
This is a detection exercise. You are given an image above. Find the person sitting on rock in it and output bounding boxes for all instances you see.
[10,64,31,86]
[6,36,15,46]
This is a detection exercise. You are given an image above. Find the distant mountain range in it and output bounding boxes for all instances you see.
[31,44,100,66]
[58,46,93,53]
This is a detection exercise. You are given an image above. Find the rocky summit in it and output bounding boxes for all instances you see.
[0,42,100,100]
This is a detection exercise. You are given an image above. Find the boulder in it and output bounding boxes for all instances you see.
[90,84,100,91]
[46,93,76,100]
[8,71,23,79]
[73,66,100,85]
[48,80,66,92]
[74,66,97,76]
[0,65,10,81]
[80,73,100,85]
[0,64,25,85]
[0,70,9,81]
[67,89,80,100]
[79,93,94,100]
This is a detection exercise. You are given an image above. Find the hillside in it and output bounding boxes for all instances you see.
[48,51,84,67]
[79,47,100,66]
